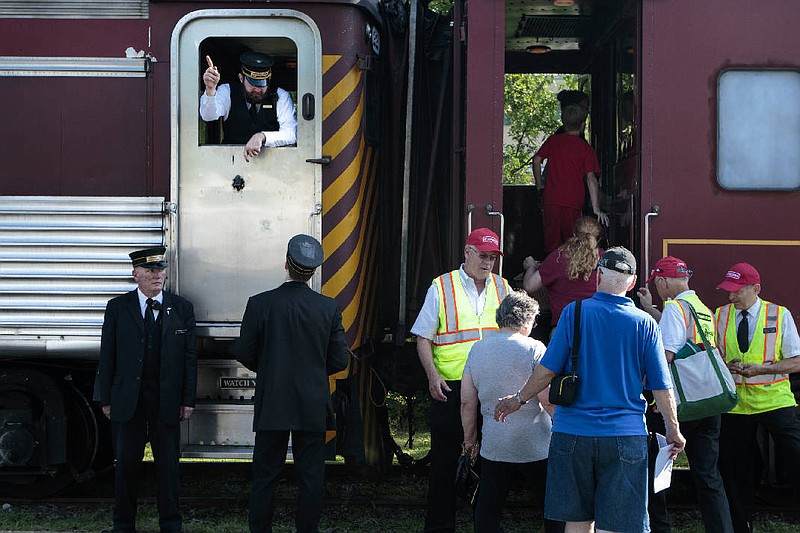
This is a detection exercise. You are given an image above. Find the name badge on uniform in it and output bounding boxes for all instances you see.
[763,327,777,334]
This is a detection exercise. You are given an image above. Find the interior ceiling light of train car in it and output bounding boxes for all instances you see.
[527,44,552,54]
[506,0,611,73]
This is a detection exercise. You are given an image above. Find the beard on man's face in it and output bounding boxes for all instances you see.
[244,84,269,103]
[246,92,267,103]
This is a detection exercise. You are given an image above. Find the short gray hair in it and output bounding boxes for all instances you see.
[597,266,635,294]
[496,290,540,329]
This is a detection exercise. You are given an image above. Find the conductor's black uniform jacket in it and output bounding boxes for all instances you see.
[95,289,197,423]
[235,281,349,432]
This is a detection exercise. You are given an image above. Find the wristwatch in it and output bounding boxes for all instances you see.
[514,390,528,405]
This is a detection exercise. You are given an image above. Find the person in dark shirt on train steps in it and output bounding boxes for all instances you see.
[200,51,297,162]
[533,104,608,254]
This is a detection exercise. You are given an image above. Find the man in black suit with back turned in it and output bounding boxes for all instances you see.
[94,247,197,533]
[236,234,349,533]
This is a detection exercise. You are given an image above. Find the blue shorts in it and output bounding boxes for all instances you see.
[544,432,649,533]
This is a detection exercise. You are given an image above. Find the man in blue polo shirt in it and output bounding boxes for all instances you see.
[495,247,685,533]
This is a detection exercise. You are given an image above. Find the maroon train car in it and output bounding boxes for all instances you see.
[0,0,404,496]
[2,0,799,498]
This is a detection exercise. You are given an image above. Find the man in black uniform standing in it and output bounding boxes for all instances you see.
[95,247,197,533]
[200,50,298,161]
[236,234,349,533]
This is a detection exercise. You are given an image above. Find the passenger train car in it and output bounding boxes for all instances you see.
[1,0,799,496]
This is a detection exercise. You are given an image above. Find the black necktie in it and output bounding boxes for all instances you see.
[145,298,156,331]
[737,310,750,353]
[249,103,258,119]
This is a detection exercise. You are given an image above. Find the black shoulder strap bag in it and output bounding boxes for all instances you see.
[549,299,582,406]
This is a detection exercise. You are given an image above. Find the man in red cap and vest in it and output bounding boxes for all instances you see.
[411,228,510,532]
[638,256,733,533]
[715,262,800,533]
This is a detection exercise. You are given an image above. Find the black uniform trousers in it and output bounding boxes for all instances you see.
[648,414,733,533]
[719,408,800,533]
[425,380,464,533]
[249,430,326,533]
[112,382,181,533]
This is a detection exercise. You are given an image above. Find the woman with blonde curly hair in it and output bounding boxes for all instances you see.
[523,216,603,328]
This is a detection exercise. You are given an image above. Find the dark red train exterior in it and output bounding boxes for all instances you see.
[2,0,799,496]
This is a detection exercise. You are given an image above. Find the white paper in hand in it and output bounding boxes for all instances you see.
[653,433,674,493]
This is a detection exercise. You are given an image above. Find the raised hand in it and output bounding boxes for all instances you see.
[203,55,220,95]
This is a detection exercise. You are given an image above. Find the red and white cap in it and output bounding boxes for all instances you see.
[717,262,761,291]
[646,256,692,283]
[465,228,503,255]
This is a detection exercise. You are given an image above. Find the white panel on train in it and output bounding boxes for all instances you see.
[172,10,322,336]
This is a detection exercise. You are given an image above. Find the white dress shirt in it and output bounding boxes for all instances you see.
[199,84,298,147]
[659,290,702,353]
[136,289,163,321]
[411,265,488,341]
[736,298,800,358]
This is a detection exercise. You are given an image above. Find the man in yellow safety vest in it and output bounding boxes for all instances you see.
[715,262,800,533]
[411,228,510,532]
[637,256,733,533]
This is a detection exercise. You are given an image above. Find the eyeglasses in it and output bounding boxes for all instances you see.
[474,251,498,262]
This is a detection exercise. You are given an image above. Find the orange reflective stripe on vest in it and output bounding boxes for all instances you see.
[437,271,460,336]
[715,301,793,414]
[670,295,716,347]
[431,271,508,380]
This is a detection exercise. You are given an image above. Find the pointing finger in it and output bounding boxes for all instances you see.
[206,55,216,70]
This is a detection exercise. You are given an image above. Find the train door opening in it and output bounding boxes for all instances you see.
[172,11,322,330]
[499,0,639,334]
[171,10,321,457]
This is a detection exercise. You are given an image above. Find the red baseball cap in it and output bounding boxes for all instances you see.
[717,262,761,291]
[646,256,692,283]
[465,228,503,255]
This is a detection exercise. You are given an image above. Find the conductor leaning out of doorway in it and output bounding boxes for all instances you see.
[200,50,298,162]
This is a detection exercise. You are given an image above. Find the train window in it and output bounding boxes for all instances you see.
[198,37,298,147]
[717,70,800,190]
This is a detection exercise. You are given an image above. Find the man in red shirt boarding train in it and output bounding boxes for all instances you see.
[533,103,608,254]
[411,228,511,532]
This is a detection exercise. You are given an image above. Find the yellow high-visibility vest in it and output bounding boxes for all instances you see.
[432,271,509,380]
[715,301,794,414]
[665,293,716,347]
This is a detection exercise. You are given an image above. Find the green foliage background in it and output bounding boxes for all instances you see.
[427,0,454,14]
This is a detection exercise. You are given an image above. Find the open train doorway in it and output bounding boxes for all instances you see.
[499,1,639,335]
